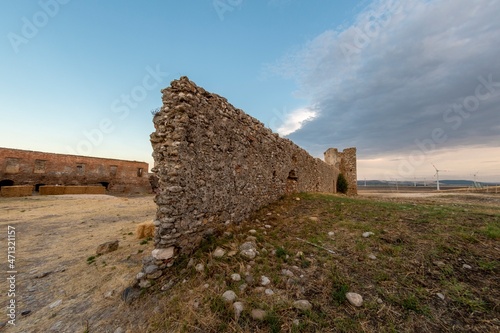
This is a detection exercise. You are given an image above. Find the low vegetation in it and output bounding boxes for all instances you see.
[142,193,499,332]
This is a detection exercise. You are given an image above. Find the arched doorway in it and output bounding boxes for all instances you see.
[35,184,45,192]
[99,182,110,190]
[285,170,298,194]
[0,179,14,189]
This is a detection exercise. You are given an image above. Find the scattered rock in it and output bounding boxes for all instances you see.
[309,217,319,222]
[144,265,159,275]
[240,242,256,251]
[151,247,175,260]
[121,286,141,303]
[114,328,124,333]
[245,274,254,284]
[265,289,274,295]
[195,263,204,272]
[433,261,446,267]
[104,290,114,299]
[253,287,266,293]
[147,270,163,279]
[233,302,244,320]
[328,231,335,237]
[203,283,209,289]
[462,264,472,269]
[96,240,119,255]
[362,232,374,238]
[161,280,175,291]
[21,310,31,316]
[264,224,272,229]
[213,247,226,258]
[49,299,62,309]
[239,283,248,292]
[295,251,304,257]
[249,229,257,234]
[260,276,271,286]
[293,319,300,326]
[437,293,445,300]
[222,290,237,303]
[187,258,195,267]
[240,242,258,259]
[246,236,257,241]
[293,300,312,311]
[227,250,238,257]
[251,309,267,320]
[376,298,383,304]
[281,269,294,277]
[231,273,241,281]
[368,254,377,260]
[346,292,363,307]
[34,271,52,279]
[136,272,145,280]
[139,279,152,288]
[295,197,300,201]
[240,249,257,260]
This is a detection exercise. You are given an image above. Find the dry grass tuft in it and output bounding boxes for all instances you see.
[136,220,156,239]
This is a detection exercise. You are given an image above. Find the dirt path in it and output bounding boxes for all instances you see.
[0,195,156,333]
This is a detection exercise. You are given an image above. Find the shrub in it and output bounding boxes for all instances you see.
[337,173,348,194]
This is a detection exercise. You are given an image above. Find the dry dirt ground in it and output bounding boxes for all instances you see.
[0,194,157,333]
[0,191,498,332]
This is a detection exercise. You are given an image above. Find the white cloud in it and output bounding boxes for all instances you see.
[276,107,317,136]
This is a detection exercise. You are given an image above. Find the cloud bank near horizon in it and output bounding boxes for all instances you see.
[271,0,500,167]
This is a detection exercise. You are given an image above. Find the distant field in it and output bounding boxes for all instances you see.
[359,185,500,194]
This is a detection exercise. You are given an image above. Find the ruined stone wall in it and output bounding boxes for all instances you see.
[0,148,151,194]
[324,148,357,195]
[150,77,356,258]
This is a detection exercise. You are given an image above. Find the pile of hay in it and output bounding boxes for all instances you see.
[136,221,155,239]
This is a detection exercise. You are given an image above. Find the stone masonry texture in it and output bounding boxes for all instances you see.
[0,147,151,194]
[150,77,357,257]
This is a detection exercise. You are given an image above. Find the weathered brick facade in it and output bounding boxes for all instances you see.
[0,148,151,194]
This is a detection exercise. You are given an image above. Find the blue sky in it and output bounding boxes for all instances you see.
[1,0,499,182]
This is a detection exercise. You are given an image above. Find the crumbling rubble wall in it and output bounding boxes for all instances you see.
[150,77,357,258]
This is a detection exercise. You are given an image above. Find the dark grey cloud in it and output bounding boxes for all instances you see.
[273,0,500,158]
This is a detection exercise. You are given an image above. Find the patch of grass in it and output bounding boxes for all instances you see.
[275,246,288,260]
[478,259,497,272]
[333,317,362,333]
[86,256,96,265]
[264,310,281,333]
[331,284,349,305]
[401,294,429,314]
[481,223,500,240]
[445,279,486,312]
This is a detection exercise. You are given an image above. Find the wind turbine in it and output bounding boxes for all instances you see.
[432,163,447,191]
[472,171,480,188]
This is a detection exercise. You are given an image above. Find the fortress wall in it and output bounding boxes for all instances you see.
[150,77,356,259]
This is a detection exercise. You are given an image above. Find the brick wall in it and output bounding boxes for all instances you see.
[0,148,151,194]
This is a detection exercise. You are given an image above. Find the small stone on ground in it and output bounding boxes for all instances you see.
[346,292,363,307]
